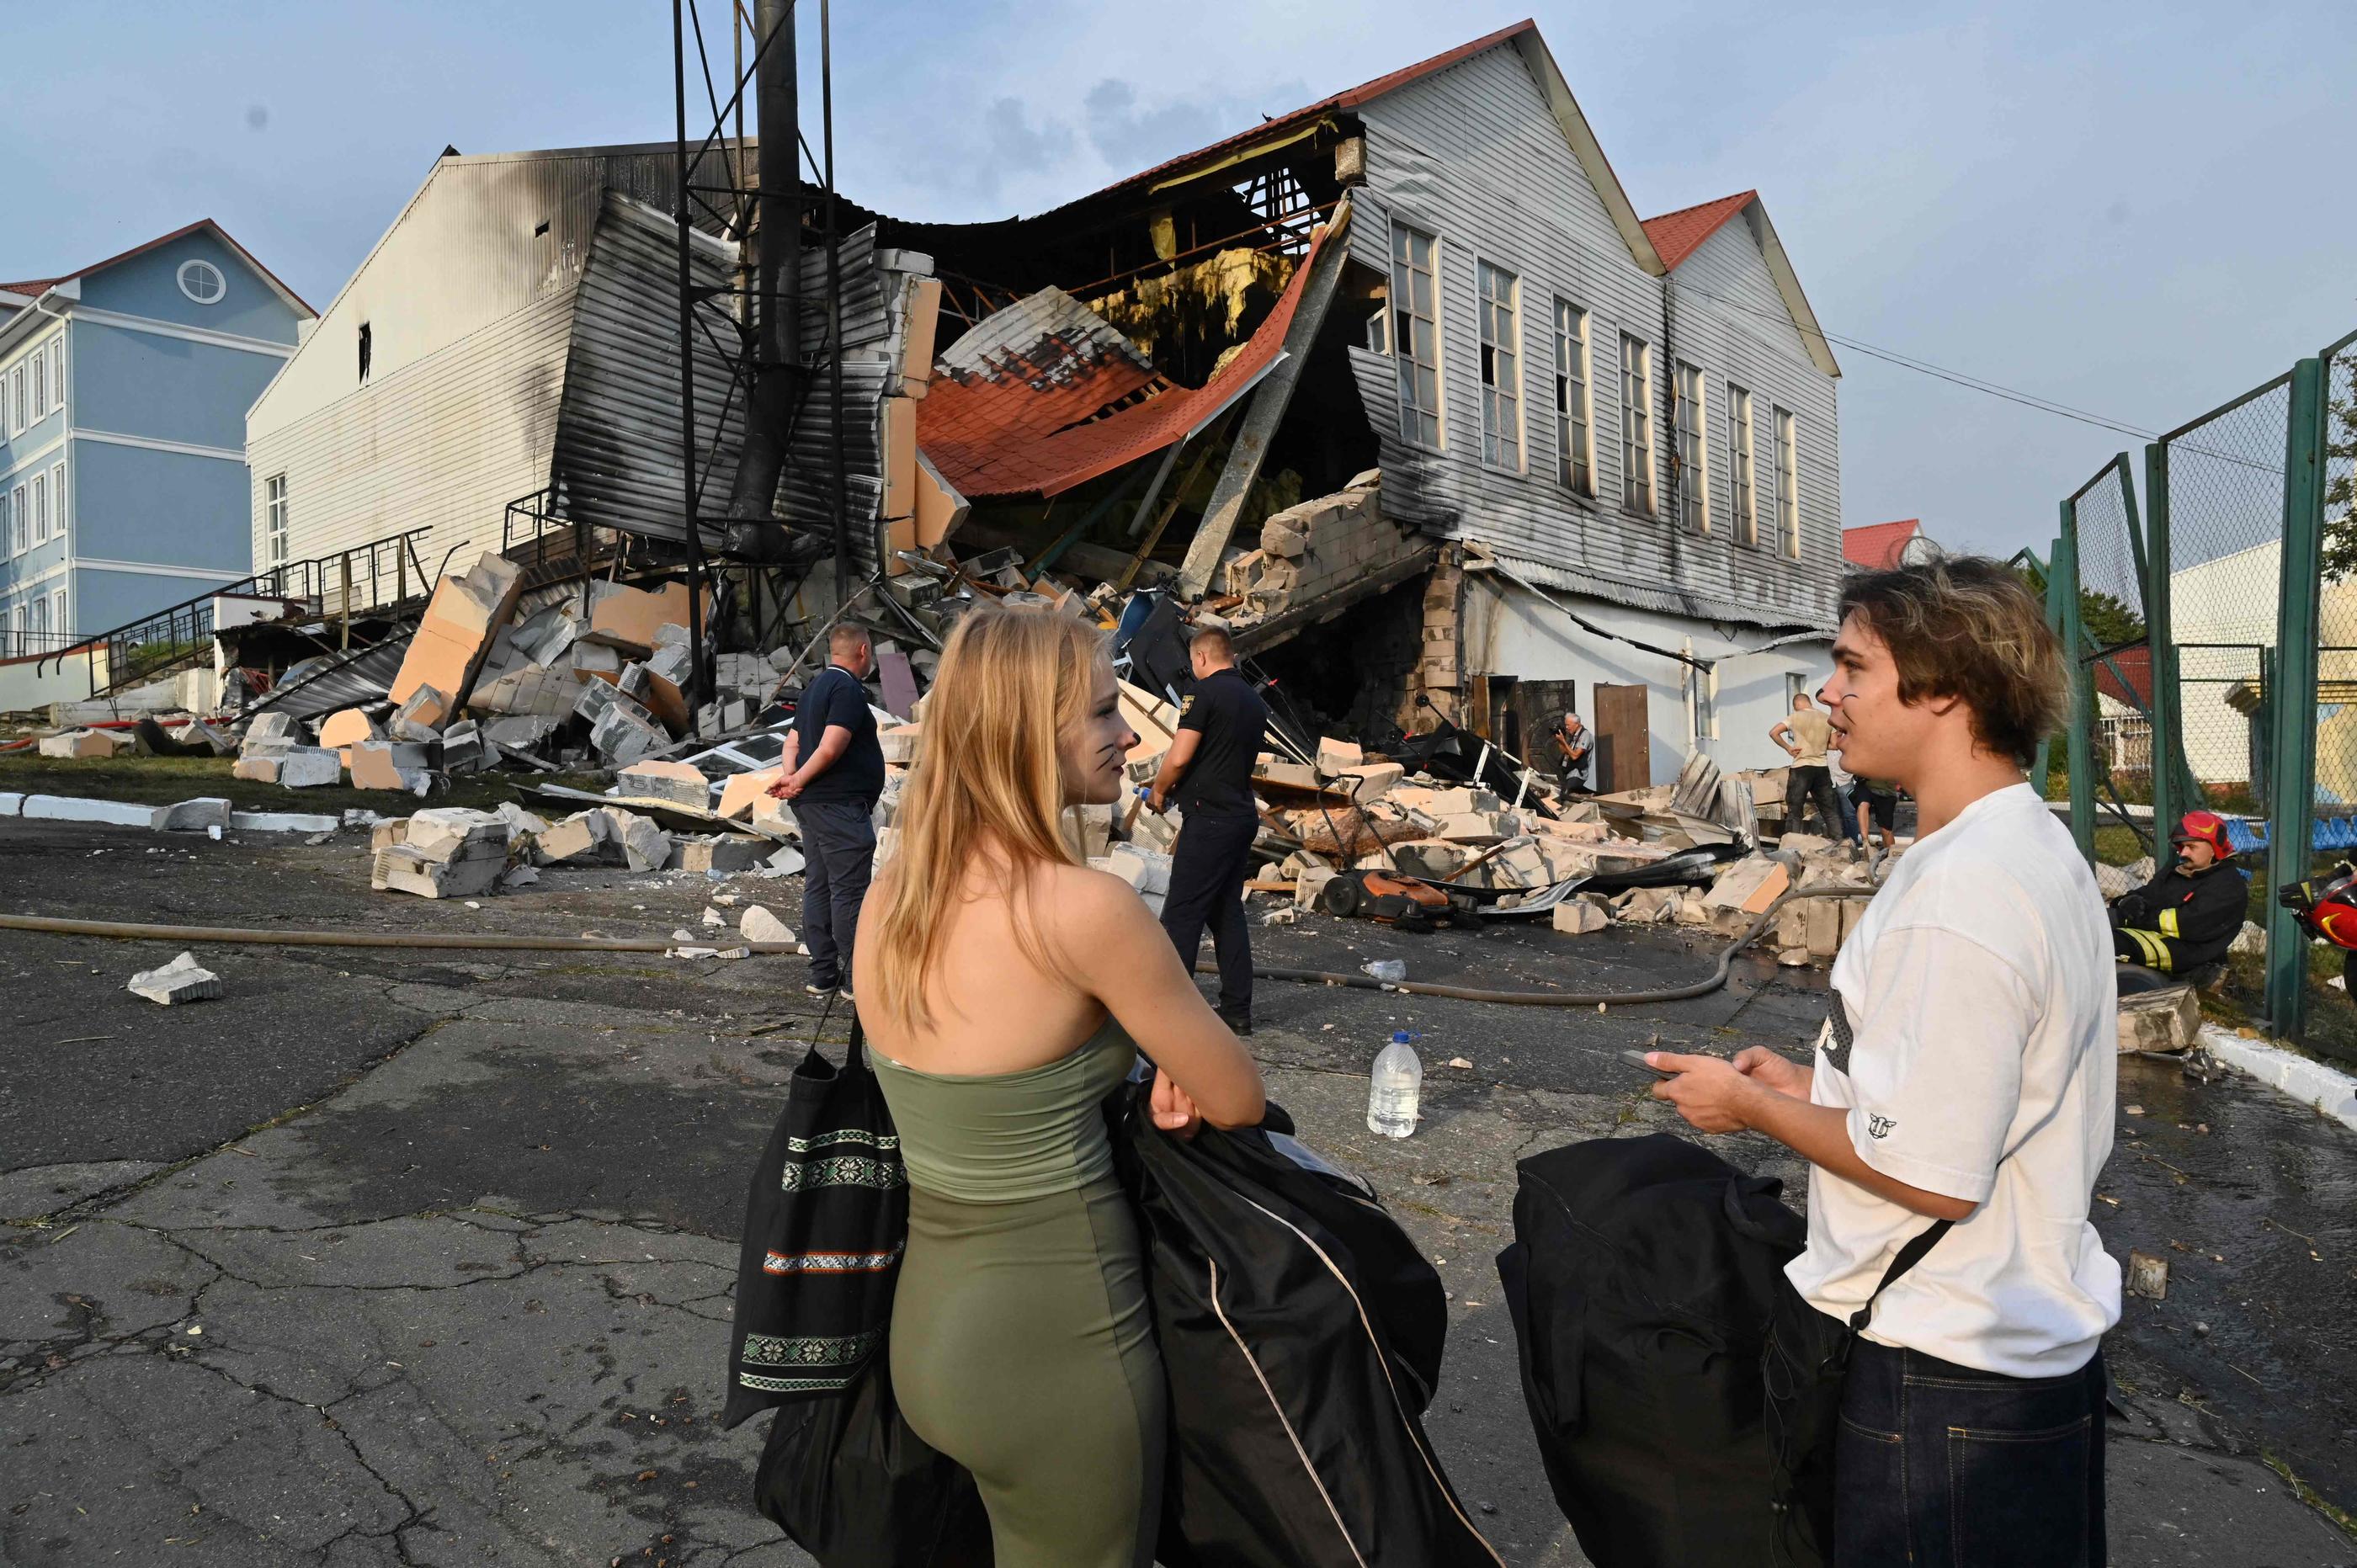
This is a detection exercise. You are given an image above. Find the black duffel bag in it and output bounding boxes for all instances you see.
[1115,1090,1503,1568]
[1495,1134,1806,1568]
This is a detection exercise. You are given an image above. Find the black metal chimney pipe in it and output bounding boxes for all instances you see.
[721,0,799,555]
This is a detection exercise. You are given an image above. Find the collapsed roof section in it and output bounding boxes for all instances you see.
[918,219,1339,502]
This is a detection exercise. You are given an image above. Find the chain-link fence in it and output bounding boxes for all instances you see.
[2157,376,2290,819]
[2053,329,2353,1049]
[2066,458,2152,817]
[2319,332,2357,831]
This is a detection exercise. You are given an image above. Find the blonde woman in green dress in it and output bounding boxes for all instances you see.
[854,604,1265,1567]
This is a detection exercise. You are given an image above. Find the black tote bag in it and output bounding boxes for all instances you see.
[722,1015,909,1429]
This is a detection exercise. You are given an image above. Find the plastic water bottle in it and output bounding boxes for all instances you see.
[1367,1032,1423,1139]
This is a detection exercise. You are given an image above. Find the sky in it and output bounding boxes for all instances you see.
[4,0,2352,561]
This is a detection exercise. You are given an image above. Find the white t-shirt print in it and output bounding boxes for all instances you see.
[1785,782,2123,1377]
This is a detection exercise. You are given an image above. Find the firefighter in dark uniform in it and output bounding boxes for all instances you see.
[2111,810,2248,977]
[1146,626,1269,1036]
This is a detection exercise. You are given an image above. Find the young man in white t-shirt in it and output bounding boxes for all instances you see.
[1649,556,2120,1566]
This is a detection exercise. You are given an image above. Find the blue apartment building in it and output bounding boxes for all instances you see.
[0,221,313,657]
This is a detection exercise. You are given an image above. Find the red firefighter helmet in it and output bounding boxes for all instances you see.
[2171,810,2234,859]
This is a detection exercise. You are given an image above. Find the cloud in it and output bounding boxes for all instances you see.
[1081,76,1316,179]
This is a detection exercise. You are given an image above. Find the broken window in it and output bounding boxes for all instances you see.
[1390,222,1441,449]
[1476,260,1523,470]
[1552,300,1593,495]
[1619,332,1654,515]
[264,474,289,566]
[1774,406,1800,558]
[358,322,372,385]
[1674,360,1709,534]
[1729,384,1758,546]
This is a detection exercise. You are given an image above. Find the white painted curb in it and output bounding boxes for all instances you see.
[6,794,342,835]
[2198,1023,2357,1134]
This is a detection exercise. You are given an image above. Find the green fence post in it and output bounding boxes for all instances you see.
[2059,500,2095,862]
[2142,443,2185,834]
[2031,545,2059,800]
[2264,355,2329,1039]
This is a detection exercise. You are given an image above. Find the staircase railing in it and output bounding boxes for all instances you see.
[46,526,436,699]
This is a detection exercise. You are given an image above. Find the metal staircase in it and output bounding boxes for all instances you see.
[48,527,438,701]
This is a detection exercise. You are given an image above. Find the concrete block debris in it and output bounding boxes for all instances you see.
[671,834,767,875]
[388,684,450,741]
[589,701,670,770]
[615,760,711,811]
[372,807,509,899]
[439,720,495,776]
[1551,897,1610,935]
[126,951,222,1005]
[38,728,138,759]
[391,551,525,716]
[2118,985,2200,1055]
[1703,854,1790,915]
[318,709,386,757]
[740,906,795,946]
[348,741,434,793]
[716,767,784,821]
[152,797,233,833]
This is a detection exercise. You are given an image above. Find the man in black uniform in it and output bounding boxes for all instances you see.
[768,625,884,1001]
[1146,626,1269,1035]
[2111,809,2247,977]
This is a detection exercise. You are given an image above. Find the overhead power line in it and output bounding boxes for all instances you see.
[1666,277,2160,442]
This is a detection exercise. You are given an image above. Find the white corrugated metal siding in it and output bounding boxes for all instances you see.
[245,143,749,577]
[1351,45,1841,632]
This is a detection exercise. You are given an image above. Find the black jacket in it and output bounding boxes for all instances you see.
[2112,860,2247,969]
[1496,1135,1806,1568]
[1116,1092,1504,1568]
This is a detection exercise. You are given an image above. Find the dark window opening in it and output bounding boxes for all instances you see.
[533,220,551,237]
[358,322,372,385]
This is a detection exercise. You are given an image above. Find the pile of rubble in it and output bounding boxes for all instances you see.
[225,553,799,790]
[365,797,803,901]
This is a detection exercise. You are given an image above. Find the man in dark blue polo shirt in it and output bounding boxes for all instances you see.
[1146,625,1269,1034]
[769,625,884,1000]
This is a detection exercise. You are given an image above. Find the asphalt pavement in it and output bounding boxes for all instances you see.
[2,814,2352,1566]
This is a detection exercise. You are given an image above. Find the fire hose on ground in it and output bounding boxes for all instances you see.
[0,885,1861,1010]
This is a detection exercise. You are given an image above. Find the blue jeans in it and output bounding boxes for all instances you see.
[1834,1339,2107,1567]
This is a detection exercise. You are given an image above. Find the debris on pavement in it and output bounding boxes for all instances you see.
[126,951,222,1005]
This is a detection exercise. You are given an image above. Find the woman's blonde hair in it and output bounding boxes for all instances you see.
[865,605,1112,1031]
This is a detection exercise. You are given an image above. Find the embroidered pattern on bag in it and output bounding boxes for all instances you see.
[740,1327,884,1368]
[779,1155,907,1193]
[763,1241,904,1275]
[782,1127,901,1156]
[737,1369,858,1394]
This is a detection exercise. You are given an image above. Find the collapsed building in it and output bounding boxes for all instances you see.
[35,20,1844,799]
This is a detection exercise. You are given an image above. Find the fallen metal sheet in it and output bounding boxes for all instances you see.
[528,783,789,843]
[245,635,412,721]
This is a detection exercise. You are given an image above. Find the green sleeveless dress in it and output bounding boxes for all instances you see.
[871,1018,1163,1568]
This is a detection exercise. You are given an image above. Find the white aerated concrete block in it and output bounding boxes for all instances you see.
[127,951,222,1005]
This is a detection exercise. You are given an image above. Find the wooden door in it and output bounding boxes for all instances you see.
[1592,683,1651,794]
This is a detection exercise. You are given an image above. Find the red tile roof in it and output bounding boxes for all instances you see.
[1083,19,1539,204]
[0,219,315,316]
[2093,643,2154,711]
[1843,519,1923,571]
[1639,191,1756,271]
[919,222,1339,499]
